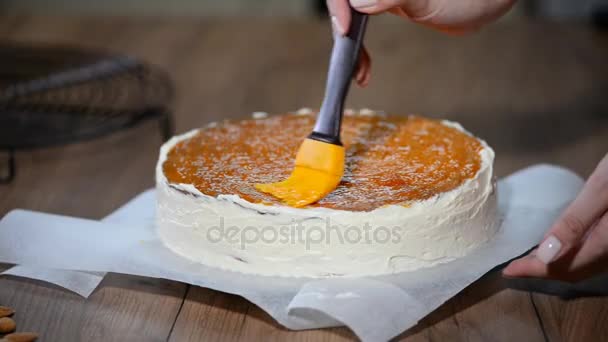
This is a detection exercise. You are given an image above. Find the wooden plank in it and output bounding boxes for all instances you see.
[168,287,250,342]
[399,272,546,341]
[169,287,355,342]
[0,274,185,341]
[78,275,186,341]
[532,294,608,342]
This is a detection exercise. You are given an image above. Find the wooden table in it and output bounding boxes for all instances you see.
[1,14,607,341]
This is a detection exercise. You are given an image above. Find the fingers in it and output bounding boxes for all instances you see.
[503,153,608,282]
[537,154,608,264]
[350,0,407,14]
[503,211,608,282]
[564,211,608,280]
[326,1,373,86]
[388,6,410,18]
[327,0,351,36]
[354,45,371,87]
[351,0,515,33]
[352,0,480,35]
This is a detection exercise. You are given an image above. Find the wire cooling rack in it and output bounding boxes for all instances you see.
[0,42,174,183]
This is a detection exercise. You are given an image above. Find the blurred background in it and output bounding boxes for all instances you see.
[0,0,607,217]
[1,0,608,19]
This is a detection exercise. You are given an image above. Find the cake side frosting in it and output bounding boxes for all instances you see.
[156,111,498,277]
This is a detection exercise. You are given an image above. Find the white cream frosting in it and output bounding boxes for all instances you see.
[156,110,499,278]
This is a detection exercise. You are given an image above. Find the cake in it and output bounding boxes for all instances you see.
[156,109,498,277]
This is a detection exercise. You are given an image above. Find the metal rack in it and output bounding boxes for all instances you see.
[0,42,174,183]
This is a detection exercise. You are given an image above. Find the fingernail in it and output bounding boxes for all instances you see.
[330,16,346,36]
[350,0,377,9]
[536,235,562,264]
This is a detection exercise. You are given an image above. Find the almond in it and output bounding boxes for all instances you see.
[0,317,16,333]
[3,333,38,342]
[0,306,14,318]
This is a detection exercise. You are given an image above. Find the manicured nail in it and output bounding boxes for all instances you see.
[536,235,562,264]
[350,0,377,9]
[331,16,346,36]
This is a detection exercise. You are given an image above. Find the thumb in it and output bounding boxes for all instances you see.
[327,0,352,36]
[502,253,550,278]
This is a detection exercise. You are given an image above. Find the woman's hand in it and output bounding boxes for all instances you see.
[327,0,516,86]
[503,154,608,282]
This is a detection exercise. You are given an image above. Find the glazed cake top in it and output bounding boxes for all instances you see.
[162,112,483,211]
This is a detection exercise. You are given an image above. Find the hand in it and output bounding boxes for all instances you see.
[327,0,515,86]
[503,153,608,282]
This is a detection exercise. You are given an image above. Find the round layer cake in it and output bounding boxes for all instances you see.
[156,109,498,277]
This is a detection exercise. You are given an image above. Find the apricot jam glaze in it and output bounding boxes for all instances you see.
[162,113,482,211]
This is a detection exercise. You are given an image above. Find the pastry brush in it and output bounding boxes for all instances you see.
[255,8,368,207]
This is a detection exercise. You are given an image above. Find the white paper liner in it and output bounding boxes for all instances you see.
[1,187,155,296]
[0,165,584,341]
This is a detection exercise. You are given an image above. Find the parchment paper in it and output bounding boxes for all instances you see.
[0,195,150,296]
[0,164,584,341]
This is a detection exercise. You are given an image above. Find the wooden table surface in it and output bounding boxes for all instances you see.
[1,14,607,341]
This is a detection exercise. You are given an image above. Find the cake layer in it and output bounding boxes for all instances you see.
[156,110,498,277]
[162,111,483,211]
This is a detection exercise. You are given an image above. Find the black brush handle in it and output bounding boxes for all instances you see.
[310,9,368,145]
